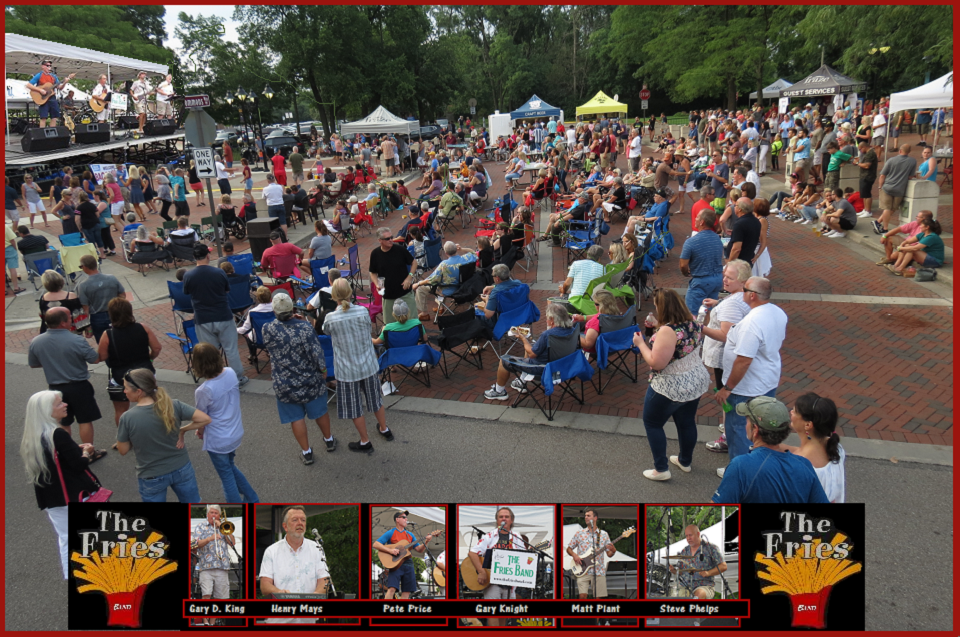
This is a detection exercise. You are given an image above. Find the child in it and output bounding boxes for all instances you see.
[770,134,783,171]
[844,187,864,213]
[175,267,187,281]
[397,179,411,205]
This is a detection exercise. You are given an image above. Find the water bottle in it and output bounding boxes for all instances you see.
[295,298,304,308]
[697,304,707,323]
[644,312,657,338]
[552,371,562,386]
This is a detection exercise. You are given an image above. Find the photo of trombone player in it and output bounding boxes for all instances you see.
[190,504,243,627]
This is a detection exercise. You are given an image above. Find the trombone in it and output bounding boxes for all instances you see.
[214,519,236,563]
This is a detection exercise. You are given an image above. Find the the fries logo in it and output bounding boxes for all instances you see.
[754,512,862,629]
[71,511,178,628]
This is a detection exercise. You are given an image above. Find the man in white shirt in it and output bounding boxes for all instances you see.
[714,277,788,477]
[469,507,527,626]
[627,128,643,173]
[91,74,110,123]
[130,71,152,134]
[261,173,288,234]
[871,108,887,154]
[259,506,329,624]
[156,74,174,118]
[743,122,760,141]
[215,157,233,195]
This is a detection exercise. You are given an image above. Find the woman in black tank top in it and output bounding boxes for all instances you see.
[97,298,161,430]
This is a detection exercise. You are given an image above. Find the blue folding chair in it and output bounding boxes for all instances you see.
[507,329,593,421]
[317,334,337,404]
[422,237,443,272]
[565,208,602,265]
[23,250,65,291]
[339,243,363,291]
[227,253,255,276]
[167,280,193,336]
[228,274,254,323]
[378,324,441,391]
[310,256,337,288]
[593,308,639,395]
[165,319,203,382]
[58,232,85,247]
[486,283,541,356]
[248,311,278,373]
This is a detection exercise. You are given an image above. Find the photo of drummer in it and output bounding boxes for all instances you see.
[189,504,245,627]
[644,505,740,628]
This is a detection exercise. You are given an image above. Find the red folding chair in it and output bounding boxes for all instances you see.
[354,200,375,236]
[355,283,383,333]
[263,253,300,283]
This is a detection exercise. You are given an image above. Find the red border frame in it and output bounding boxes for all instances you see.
[367,503,449,626]
[560,617,640,629]
[558,504,641,601]
[185,503,249,628]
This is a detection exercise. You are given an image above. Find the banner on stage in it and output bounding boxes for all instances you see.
[110,94,128,111]
[90,164,118,185]
[490,549,539,588]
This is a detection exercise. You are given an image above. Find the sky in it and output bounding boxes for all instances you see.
[163,5,240,54]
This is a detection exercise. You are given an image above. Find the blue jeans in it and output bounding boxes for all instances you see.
[770,191,791,209]
[686,274,722,314]
[137,462,202,502]
[505,172,522,183]
[642,386,700,473]
[801,206,819,221]
[207,450,260,503]
[725,388,778,459]
[90,312,111,343]
[267,204,286,226]
[82,227,103,248]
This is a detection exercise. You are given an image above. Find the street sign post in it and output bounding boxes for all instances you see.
[194,148,215,179]
[641,100,649,110]
[640,88,651,119]
[184,94,211,109]
[639,88,651,101]
[182,109,224,258]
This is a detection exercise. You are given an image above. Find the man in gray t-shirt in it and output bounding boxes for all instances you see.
[819,189,858,238]
[76,254,125,342]
[876,144,918,233]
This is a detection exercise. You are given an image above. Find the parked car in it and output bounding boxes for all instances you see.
[211,130,239,151]
[417,124,443,139]
[262,135,300,158]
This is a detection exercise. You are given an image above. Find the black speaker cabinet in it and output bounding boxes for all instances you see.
[117,115,140,130]
[20,126,70,153]
[74,122,111,145]
[144,118,176,136]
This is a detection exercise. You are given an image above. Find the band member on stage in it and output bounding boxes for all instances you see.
[436,550,446,596]
[469,507,527,627]
[156,74,175,119]
[91,75,110,123]
[131,71,153,134]
[566,508,616,599]
[191,504,237,626]
[26,60,73,128]
[372,511,439,600]
[259,506,329,624]
[669,524,727,599]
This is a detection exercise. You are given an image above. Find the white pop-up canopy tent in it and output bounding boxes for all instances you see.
[371,506,446,554]
[339,105,420,137]
[750,78,793,100]
[887,71,953,158]
[457,506,555,565]
[6,78,90,105]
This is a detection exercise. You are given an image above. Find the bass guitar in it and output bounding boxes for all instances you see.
[460,540,551,591]
[31,73,77,106]
[377,530,443,570]
[566,526,636,578]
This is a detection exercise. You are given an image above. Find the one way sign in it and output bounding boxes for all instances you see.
[193,148,216,179]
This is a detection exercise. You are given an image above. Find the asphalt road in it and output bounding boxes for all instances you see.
[4,363,951,631]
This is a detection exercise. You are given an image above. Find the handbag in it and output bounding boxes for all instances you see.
[103,215,115,226]
[54,449,112,503]
[915,267,937,282]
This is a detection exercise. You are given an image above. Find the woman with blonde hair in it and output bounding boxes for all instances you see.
[116,368,210,502]
[634,288,710,481]
[21,390,104,578]
[126,166,146,221]
[571,288,622,356]
[322,278,394,452]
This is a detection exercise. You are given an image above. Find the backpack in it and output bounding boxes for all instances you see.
[914,268,937,282]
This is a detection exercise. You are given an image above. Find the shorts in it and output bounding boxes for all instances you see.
[922,254,942,268]
[217,178,232,195]
[191,182,203,192]
[602,202,622,213]
[694,586,716,599]
[484,583,516,600]
[918,122,931,135]
[336,373,383,420]
[813,152,823,166]
[156,100,173,118]
[872,135,885,147]
[244,178,253,190]
[198,569,230,598]
[386,158,396,167]
[27,201,44,214]
[878,191,903,213]
[661,186,675,199]
[890,127,900,138]
[838,217,855,231]
[38,99,61,120]
[794,158,810,174]
[267,204,287,227]
[134,100,147,115]
[5,244,19,269]
[824,170,840,191]
[385,560,417,593]
[293,171,304,182]
[111,201,125,217]
[225,161,234,169]
[277,391,328,424]
[858,176,875,200]
[576,574,608,597]
[49,380,101,426]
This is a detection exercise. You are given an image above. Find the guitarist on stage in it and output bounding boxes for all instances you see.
[669,524,727,600]
[468,507,527,627]
[372,511,438,600]
[566,508,616,599]
[131,71,153,134]
[91,75,111,123]
[26,60,72,128]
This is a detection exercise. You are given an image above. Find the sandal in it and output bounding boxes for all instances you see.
[12,287,26,294]
[88,449,108,463]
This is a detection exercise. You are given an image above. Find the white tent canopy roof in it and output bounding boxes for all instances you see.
[339,105,420,136]
[370,506,446,554]
[647,514,733,560]
[750,78,793,100]
[888,71,953,115]
[5,33,168,82]
[6,78,90,103]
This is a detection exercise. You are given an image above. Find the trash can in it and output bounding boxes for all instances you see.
[246,217,280,262]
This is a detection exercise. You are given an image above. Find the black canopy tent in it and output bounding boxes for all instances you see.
[779,64,867,98]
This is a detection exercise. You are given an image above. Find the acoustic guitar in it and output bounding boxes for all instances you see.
[433,565,445,588]
[89,94,110,113]
[460,540,551,591]
[377,530,443,570]
[31,73,77,106]
[565,526,636,578]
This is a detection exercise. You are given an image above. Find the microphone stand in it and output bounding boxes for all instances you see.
[312,530,336,598]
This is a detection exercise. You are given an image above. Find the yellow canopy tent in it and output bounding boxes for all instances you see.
[576,91,628,117]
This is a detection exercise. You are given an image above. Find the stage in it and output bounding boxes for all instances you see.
[4,130,185,167]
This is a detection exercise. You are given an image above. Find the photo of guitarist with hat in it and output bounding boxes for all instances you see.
[26,60,75,128]
[372,510,440,600]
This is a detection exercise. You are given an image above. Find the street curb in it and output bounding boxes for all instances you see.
[6,352,952,466]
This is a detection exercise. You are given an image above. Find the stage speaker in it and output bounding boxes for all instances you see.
[144,118,176,136]
[117,115,140,130]
[20,126,70,153]
[11,118,35,135]
[74,122,111,145]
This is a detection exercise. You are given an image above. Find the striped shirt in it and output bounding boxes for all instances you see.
[321,304,379,382]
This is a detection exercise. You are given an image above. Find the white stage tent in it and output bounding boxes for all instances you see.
[560,523,636,572]
[339,105,420,136]
[6,78,90,105]
[888,72,953,116]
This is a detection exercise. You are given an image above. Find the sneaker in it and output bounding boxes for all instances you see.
[706,437,728,453]
[642,469,672,481]
[324,437,338,452]
[300,450,314,465]
[828,231,846,238]
[510,378,530,394]
[718,422,724,434]
[801,219,811,225]
[770,207,780,214]
[348,440,374,453]
[794,218,805,223]
[856,211,872,218]
[484,387,509,401]
[872,220,883,235]
[716,467,725,479]
[669,455,692,472]
[238,376,251,388]
[377,427,395,441]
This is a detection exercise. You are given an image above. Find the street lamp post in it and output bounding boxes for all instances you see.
[236,86,270,173]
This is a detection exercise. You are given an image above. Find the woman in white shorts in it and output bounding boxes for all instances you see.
[21,173,47,228]
[103,173,126,225]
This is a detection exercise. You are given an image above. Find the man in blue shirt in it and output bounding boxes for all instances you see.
[476,263,523,329]
[680,209,724,314]
[624,189,671,236]
[26,60,73,128]
[915,108,933,147]
[792,128,812,185]
[713,397,830,504]
[412,240,477,317]
[371,511,440,600]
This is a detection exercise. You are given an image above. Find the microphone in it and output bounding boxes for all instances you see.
[311,529,323,544]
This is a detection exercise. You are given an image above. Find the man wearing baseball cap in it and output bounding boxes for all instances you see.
[712,397,829,504]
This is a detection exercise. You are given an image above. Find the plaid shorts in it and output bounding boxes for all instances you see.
[337,374,383,420]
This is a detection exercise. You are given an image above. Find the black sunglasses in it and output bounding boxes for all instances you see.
[742,288,758,295]
[124,371,142,391]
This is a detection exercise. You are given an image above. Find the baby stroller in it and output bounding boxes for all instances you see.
[220,206,247,240]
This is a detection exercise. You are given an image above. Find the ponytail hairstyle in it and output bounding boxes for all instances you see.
[920,216,942,236]
[331,278,353,312]
[793,392,841,463]
[126,368,178,435]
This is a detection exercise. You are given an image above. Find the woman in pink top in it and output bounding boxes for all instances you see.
[571,289,621,356]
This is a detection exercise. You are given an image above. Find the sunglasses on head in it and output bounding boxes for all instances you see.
[124,371,143,391]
